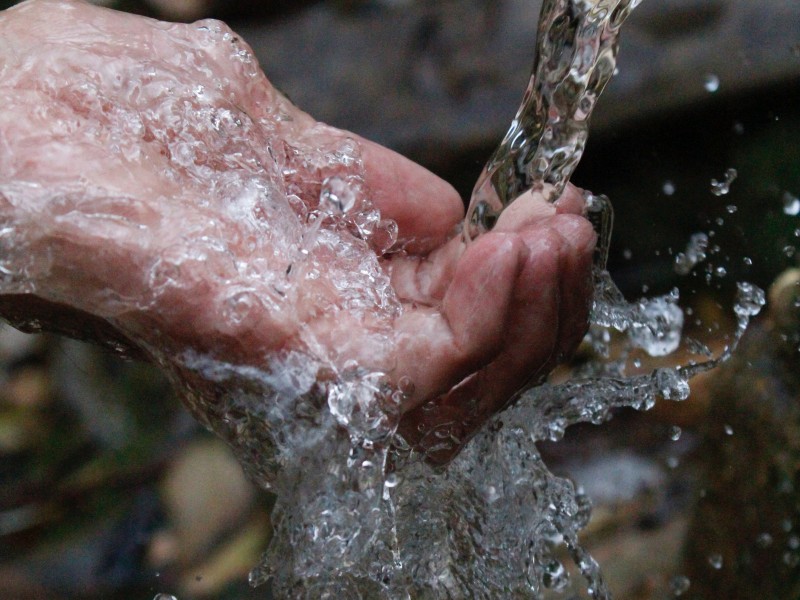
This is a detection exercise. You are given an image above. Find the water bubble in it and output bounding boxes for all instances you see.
[708,553,723,569]
[703,74,720,92]
[543,559,570,591]
[710,168,737,196]
[662,180,676,196]
[670,574,691,596]
[783,192,800,216]
[320,176,357,215]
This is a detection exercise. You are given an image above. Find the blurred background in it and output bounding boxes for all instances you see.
[1,0,799,598]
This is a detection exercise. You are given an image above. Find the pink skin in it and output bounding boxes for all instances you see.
[0,0,595,459]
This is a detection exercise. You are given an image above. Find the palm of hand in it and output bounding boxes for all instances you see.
[0,0,595,460]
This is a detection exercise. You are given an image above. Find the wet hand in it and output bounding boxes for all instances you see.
[0,0,596,460]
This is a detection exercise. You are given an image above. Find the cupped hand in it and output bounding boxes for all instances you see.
[0,0,595,459]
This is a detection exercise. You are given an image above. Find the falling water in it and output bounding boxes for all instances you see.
[464,0,642,240]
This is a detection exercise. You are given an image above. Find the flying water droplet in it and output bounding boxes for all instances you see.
[710,168,737,196]
[674,233,709,275]
[670,574,691,596]
[733,282,766,319]
[703,74,720,92]
[783,192,800,216]
[669,425,682,441]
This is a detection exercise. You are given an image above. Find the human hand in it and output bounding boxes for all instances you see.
[0,0,595,461]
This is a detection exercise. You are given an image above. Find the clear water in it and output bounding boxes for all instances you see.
[464,0,643,239]
[0,2,767,598]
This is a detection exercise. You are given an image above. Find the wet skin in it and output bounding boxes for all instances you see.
[0,0,595,460]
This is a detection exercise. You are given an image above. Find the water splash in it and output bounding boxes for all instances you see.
[464,0,643,239]
[0,2,769,598]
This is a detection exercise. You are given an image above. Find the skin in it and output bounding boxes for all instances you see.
[0,0,596,461]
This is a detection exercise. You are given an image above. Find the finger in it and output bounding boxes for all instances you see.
[392,232,526,408]
[353,136,464,253]
[492,183,587,233]
[551,214,596,361]
[431,214,593,421]
[554,183,587,216]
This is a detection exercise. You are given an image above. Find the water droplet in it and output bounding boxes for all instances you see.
[543,559,570,591]
[708,553,723,569]
[783,192,800,216]
[757,532,774,548]
[743,257,753,266]
[733,282,766,319]
[726,204,737,214]
[666,455,680,469]
[703,74,719,92]
[670,574,691,596]
[715,266,727,278]
[784,245,797,258]
[153,595,178,600]
[733,121,745,135]
[623,248,633,260]
[674,233,709,275]
[710,168,737,196]
[669,425,682,441]
[724,424,734,436]
[662,180,676,196]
